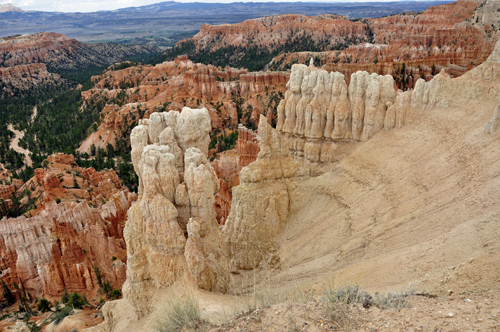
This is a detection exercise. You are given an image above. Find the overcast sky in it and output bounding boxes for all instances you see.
[4,0,405,13]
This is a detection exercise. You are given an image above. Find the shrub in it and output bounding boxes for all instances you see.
[37,298,52,313]
[373,287,414,310]
[61,288,69,304]
[53,305,73,325]
[111,256,117,261]
[110,289,122,300]
[102,281,113,299]
[68,292,85,309]
[152,292,204,332]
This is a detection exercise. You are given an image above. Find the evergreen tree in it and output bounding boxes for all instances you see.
[1,280,15,306]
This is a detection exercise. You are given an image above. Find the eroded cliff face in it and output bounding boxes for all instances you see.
[123,107,229,318]
[0,32,158,72]
[0,63,62,97]
[276,63,396,163]
[0,154,136,299]
[172,0,498,88]
[211,124,260,223]
[78,57,288,154]
[222,38,500,299]
[222,115,305,271]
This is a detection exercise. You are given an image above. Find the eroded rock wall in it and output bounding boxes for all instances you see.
[0,191,133,298]
[277,63,396,163]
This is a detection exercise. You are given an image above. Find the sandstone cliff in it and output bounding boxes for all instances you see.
[276,63,396,163]
[222,37,500,299]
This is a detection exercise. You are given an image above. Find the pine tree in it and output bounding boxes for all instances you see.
[1,280,15,306]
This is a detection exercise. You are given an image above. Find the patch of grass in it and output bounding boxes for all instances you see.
[373,287,414,310]
[151,292,206,332]
[322,283,415,331]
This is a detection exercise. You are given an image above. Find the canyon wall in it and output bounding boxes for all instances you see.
[0,32,159,72]
[0,154,136,299]
[222,38,500,294]
[79,57,288,153]
[123,107,229,317]
[0,63,62,96]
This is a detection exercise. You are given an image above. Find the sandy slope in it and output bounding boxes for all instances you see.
[253,81,500,298]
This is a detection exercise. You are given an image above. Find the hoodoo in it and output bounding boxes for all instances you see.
[122,107,229,317]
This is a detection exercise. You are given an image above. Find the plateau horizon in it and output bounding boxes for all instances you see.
[2,0,453,13]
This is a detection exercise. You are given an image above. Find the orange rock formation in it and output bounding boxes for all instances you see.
[0,153,137,299]
[78,57,287,153]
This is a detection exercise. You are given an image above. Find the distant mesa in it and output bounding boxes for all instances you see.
[0,3,23,13]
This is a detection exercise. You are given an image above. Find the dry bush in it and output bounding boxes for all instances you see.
[151,292,206,332]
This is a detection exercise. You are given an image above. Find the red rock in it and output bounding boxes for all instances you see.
[0,154,136,299]
[0,185,15,200]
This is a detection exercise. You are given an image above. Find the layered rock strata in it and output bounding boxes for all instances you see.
[123,107,229,317]
[0,63,62,97]
[0,153,137,298]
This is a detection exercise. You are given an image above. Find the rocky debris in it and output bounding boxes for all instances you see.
[207,290,500,332]
[222,115,303,271]
[0,154,136,299]
[123,107,229,318]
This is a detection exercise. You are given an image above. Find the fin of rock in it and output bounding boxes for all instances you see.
[123,107,229,318]
[222,115,305,271]
[277,64,396,163]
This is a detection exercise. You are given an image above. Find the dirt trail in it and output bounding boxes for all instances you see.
[6,106,37,167]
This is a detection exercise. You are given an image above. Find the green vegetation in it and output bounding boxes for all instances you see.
[209,130,238,154]
[37,298,52,313]
[68,292,85,309]
[153,31,365,71]
[53,305,73,325]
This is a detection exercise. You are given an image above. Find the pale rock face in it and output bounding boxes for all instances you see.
[277,65,397,162]
[123,107,229,317]
[486,104,500,133]
[176,107,212,156]
[223,115,302,271]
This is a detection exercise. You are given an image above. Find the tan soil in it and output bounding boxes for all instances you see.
[208,290,500,332]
